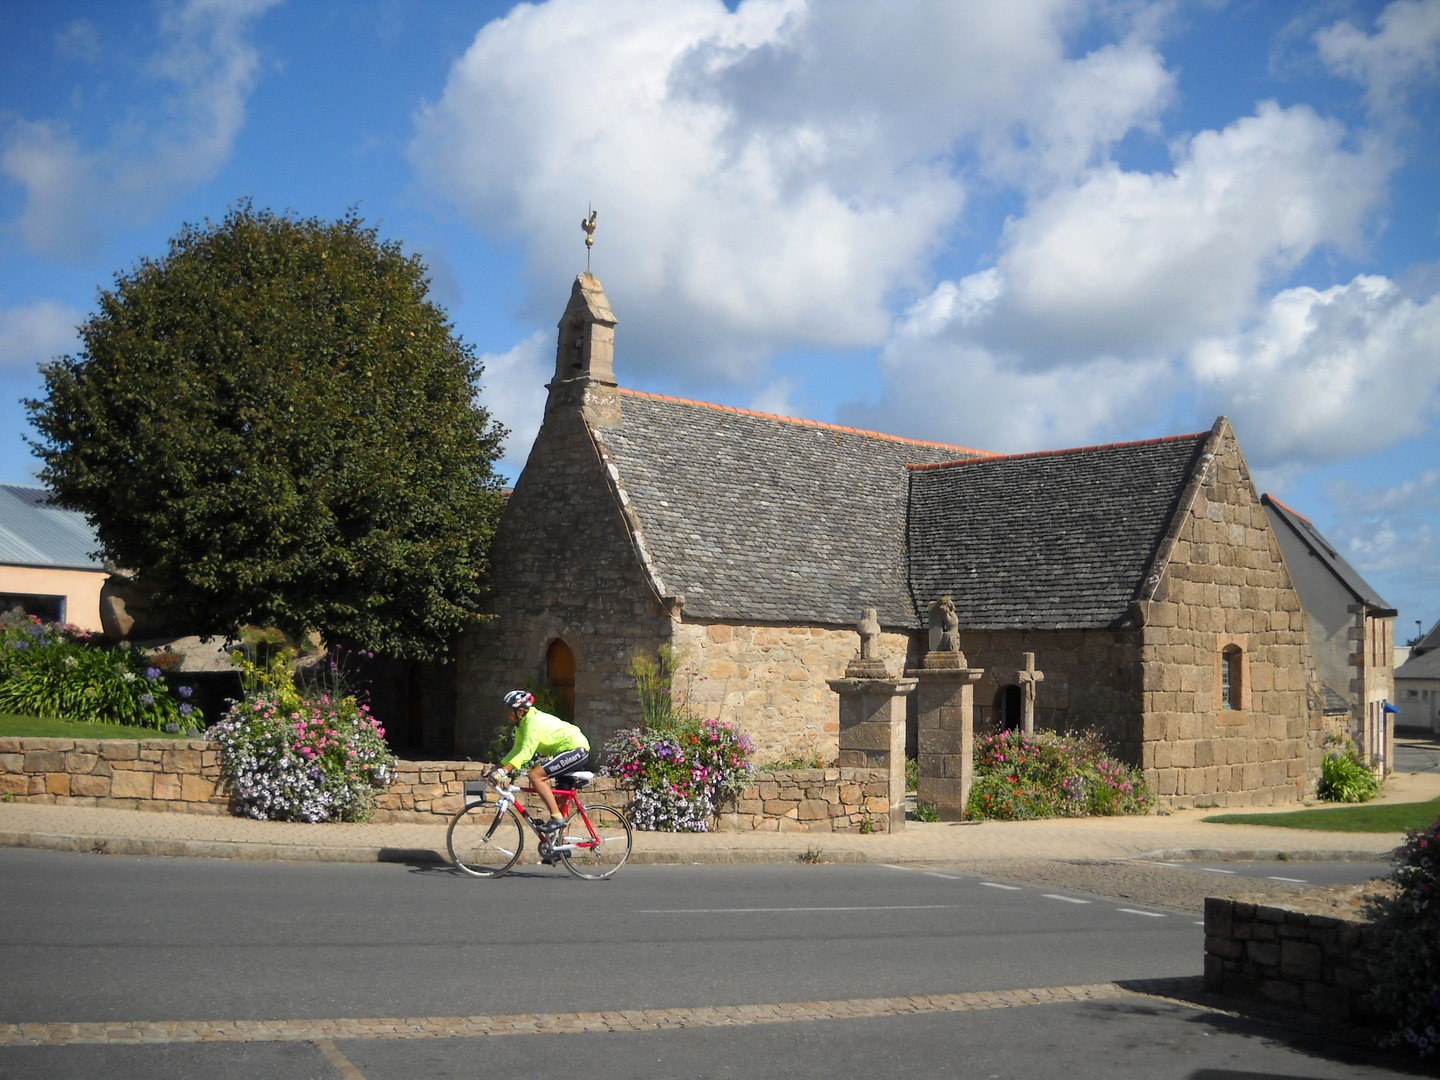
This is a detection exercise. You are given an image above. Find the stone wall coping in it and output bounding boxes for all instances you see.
[0,736,212,752]
[904,667,984,682]
[826,677,918,693]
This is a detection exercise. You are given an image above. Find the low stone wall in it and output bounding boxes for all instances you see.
[720,768,893,832]
[0,737,227,814]
[1203,897,1382,1022]
[2,739,892,832]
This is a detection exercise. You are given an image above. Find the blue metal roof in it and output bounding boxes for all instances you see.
[0,485,104,571]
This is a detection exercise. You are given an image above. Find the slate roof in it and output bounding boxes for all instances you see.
[1397,648,1440,681]
[1261,494,1393,612]
[0,484,104,571]
[1320,684,1352,715]
[905,433,1211,630]
[593,391,988,627]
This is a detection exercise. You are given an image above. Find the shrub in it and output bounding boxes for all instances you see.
[0,611,199,730]
[206,649,393,822]
[1317,735,1378,803]
[913,802,941,823]
[965,729,1150,821]
[1365,815,1440,1056]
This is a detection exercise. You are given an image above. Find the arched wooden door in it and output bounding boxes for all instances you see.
[546,639,576,721]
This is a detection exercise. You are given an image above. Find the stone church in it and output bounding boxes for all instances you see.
[457,273,1328,808]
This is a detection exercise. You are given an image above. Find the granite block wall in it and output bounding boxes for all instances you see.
[1136,430,1319,808]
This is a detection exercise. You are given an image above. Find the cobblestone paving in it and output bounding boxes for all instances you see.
[941,858,1392,916]
[0,983,1139,1047]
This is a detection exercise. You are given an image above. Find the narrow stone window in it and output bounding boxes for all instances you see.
[1221,645,1242,711]
[546,638,576,721]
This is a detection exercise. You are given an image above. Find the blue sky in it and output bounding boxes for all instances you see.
[0,0,1437,640]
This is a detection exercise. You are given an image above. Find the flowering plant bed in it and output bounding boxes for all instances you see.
[0,612,199,731]
[601,717,754,831]
[206,649,393,822]
[965,729,1150,820]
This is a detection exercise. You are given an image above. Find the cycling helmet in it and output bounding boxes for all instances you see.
[503,689,534,710]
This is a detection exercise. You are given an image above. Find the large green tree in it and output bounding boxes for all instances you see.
[27,203,507,660]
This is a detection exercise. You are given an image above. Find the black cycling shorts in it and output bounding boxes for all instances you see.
[541,747,589,778]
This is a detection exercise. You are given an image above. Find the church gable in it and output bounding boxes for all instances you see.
[905,430,1212,630]
[593,390,987,628]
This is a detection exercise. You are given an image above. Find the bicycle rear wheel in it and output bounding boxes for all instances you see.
[559,803,633,880]
[447,803,524,878]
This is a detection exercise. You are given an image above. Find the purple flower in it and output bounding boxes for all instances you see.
[145,666,162,681]
[177,685,193,698]
[179,703,194,716]
[140,693,155,706]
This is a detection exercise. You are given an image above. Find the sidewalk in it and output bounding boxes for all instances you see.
[4,767,1436,867]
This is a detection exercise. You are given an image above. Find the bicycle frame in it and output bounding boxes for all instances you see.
[483,777,601,855]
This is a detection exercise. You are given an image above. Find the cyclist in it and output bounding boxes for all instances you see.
[489,690,590,848]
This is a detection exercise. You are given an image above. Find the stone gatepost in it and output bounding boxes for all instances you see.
[909,651,984,821]
[826,608,916,832]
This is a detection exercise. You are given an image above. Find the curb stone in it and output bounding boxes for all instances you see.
[0,829,1376,867]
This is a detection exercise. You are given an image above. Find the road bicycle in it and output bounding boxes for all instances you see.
[445,770,633,880]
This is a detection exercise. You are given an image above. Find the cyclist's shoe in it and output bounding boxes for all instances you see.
[538,818,564,843]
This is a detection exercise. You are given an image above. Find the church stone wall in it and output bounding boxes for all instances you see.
[455,408,672,758]
[1136,431,1320,808]
[950,629,1142,751]
[671,621,911,763]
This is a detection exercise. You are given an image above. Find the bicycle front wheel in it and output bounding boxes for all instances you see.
[447,803,524,878]
[559,803,633,880]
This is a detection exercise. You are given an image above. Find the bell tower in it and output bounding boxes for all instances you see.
[546,271,620,426]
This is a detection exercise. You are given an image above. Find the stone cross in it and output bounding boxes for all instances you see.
[1017,652,1044,735]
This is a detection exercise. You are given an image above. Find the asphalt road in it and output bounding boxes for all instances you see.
[0,850,1424,1079]
[1146,858,1393,888]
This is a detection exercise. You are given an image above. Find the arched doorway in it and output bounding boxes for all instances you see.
[546,639,576,721]
[994,684,1022,731]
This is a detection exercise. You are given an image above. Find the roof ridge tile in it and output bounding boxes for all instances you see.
[906,431,1210,471]
[617,388,995,457]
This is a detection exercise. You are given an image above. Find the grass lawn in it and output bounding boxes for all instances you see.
[1203,798,1440,833]
[0,714,197,741]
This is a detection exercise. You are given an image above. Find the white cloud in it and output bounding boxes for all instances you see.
[0,300,82,374]
[1324,467,1440,617]
[1191,274,1440,469]
[989,102,1388,359]
[1,0,277,259]
[1315,0,1440,115]
[748,376,798,417]
[410,0,1173,378]
[478,330,552,479]
[846,98,1396,454]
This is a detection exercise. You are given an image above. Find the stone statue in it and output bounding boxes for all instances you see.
[856,607,880,659]
[928,596,961,653]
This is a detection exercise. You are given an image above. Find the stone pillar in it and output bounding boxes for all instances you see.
[910,651,984,821]
[827,669,916,833]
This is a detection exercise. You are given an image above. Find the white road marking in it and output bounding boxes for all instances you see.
[1151,862,1185,868]
[979,882,1022,891]
[1266,876,1308,883]
[1116,908,1166,918]
[1198,867,1237,875]
[635,905,963,914]
[924,872,966,880]
[1043,894,1090,904]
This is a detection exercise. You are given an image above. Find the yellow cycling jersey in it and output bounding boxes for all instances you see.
[500,707,589,771]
